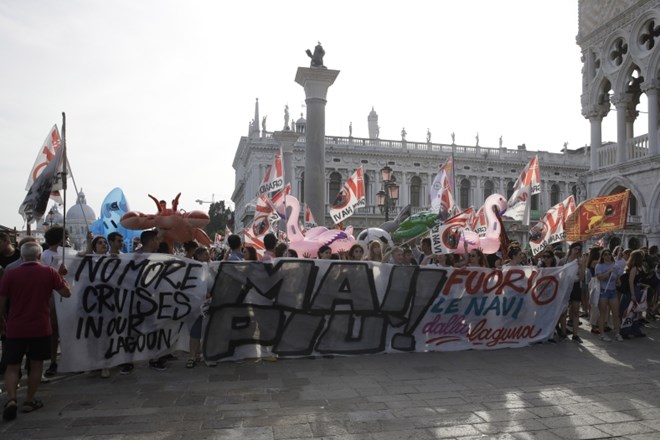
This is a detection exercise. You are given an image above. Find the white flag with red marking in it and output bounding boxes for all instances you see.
[19,143,65,223]
[244,195,279,256]
[528,196,576,256]
[256,149,284,197]
[505,156,540,225]
[329,166,366,224]
[25,125,64,204]
[430,208,475,254]
[305,204,317,229]
[271,183,291,219]
[430,158,456,219]
[243,229,265,255]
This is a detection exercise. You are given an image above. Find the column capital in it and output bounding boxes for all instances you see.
[642,80,660,93]
[582,104,609,120]
[295,68,340,101]
[610,93,634,107]
[273,130,300,153]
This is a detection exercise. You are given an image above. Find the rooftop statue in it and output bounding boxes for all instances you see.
[305,42,326,69]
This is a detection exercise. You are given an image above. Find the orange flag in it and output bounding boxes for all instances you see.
[565,190,630,242]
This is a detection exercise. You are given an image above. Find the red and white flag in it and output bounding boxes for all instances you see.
[505,155,540,225]
[304,204,317,229]
[19,142,65,224]
[528,196,576,256]
[429,208,475,254]
[243,228,265,255]
[244,195,280,255]
[469,205,488,238]
[271,183,291,219]
[329,166,366,224]
[430,158,456,218]
[225,225,233,237]
[256,149,284,197]
[25,125,64,204]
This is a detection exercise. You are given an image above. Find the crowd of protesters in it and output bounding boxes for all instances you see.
[1,227,659,421]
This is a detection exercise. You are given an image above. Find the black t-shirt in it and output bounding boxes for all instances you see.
[0,249,20,269]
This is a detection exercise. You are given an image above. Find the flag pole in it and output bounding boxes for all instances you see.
[451,152,456,213]
[60,112,68,264]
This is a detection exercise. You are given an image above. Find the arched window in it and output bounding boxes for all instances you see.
[460,179,471,209]
[364,173,371,205]
[629,193,637,216]
[410,176,422,207]
[550,184,560,206]
[506,181,514,199]
[329,172,342,204]
[483,180,494,201]
[531,194,539,210]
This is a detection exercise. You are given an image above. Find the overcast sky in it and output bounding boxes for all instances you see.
[0,1,626,230]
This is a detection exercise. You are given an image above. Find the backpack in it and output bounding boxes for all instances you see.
[619,272,631,296]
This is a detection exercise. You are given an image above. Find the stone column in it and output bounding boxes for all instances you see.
[644,82,659,156]
[589,115,603,171]
[475,175,482,206]
[273,130,300,196]
[612,95,629,164]
[295,67,340,225]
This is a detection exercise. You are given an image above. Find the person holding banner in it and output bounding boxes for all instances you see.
[560,242,585,344]
[40,227,69,379]
[187,246,212,369]
[347,244,365,261]
[242,246,259,261]
[365,241,384,262]
[618,250,648,338]
[466,249,488,268]
[0,242,71,421]
[227,235,245,261]
[261,234,277,262]
[595,250,623,341]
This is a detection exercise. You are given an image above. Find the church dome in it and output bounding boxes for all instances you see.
[66,190,96,222]
[295,113,307,134]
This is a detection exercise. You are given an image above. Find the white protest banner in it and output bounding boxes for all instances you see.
[54,253,209,372]
[203,260,577,361]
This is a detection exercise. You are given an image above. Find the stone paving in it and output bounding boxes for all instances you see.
[3,322,660,439]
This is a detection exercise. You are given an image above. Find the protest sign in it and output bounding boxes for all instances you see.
[55,253,209,372]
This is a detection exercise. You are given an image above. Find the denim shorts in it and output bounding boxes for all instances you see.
[600,289,618,301]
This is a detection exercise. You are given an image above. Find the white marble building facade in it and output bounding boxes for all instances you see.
[579,0,660,248]
[232,104,588,244]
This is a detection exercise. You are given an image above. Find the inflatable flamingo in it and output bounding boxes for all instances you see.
[473,193,508,254]
[284,195,355,256]
[437,194,507,255]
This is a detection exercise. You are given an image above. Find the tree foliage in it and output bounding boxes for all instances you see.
[205,200,234,238]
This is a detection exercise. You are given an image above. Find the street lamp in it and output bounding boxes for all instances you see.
[377,166,399,221]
